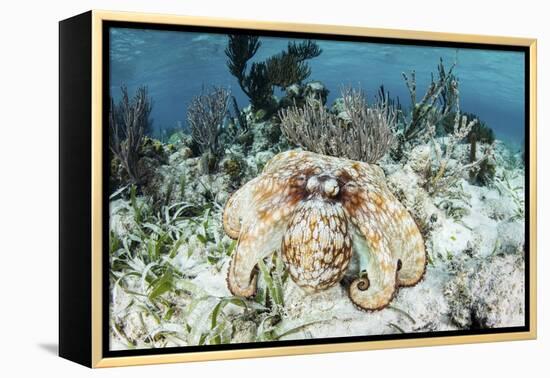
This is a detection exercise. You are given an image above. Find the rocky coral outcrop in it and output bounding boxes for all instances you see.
[444,253,525,328]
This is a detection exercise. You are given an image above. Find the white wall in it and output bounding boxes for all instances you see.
[1,0,547,376]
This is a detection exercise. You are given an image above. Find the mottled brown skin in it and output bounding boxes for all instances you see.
[223,150,426,311]
[282,199,352,292]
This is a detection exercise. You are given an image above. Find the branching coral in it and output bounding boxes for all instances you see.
[398,58,459,146]
[265,41,322,90]
[225,35,322,111]
[266,53,311,90]
[186,87,254,174]
[421,101,494,195]
[278,97,338,155]
[188,86,230,154]
[467,117,495,161]
[226,96,252,149]
[279,87,396,164]
[225,35,273,111]
[109,85,153,185]
[187,86,230,172]
[287,40,323,61]
[243,62,273,111]
[341,87,397,162]
[225,35,261,93]
[442,112,495,164]
[387,57,494,195]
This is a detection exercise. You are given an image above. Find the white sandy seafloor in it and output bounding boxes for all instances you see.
[108,126,526,350]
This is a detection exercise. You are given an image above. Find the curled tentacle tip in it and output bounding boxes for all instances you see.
[356,277,370,291]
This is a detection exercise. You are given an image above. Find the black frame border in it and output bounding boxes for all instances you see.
[59,11,93,367]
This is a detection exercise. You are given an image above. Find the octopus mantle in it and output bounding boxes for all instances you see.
[222,150,426,311]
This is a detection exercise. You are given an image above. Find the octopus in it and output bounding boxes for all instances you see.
[222,150,426,311]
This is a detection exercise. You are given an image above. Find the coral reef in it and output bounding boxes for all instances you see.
[108,104,525,348]
[187,86,230,173]
[109,85,153,186]
[398,58,458,146]
[225,35,271,111]
[280,81,330,109]
[265,40,322,90]
[387,59,496,196]
[421,109,493,195]
[279,87,396,164]
[108,55,526,349]
[445,253,525,328]
[225,35,322,113]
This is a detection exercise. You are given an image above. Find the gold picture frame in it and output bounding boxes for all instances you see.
[59,10,537,368]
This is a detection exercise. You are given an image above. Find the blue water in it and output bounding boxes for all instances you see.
[109,28,525,144]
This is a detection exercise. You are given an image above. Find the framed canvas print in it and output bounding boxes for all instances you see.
[59,10,537,368]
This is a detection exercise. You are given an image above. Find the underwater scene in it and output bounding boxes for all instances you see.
[108,27,526,351]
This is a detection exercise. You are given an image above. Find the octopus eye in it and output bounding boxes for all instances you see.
[292,174,307,187]
[343,181,359,194]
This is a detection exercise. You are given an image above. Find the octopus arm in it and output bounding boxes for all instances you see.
[348,223,398,311]
[387,201,427,287]
[227,215,288,297]
[369,179,426,286]
[346,163,426,289]
[222,177,260,240]
[226,175,296,297]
